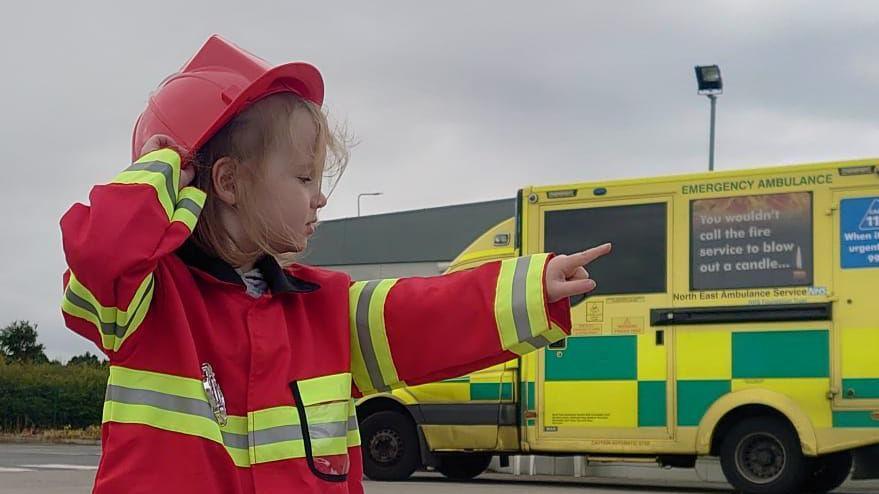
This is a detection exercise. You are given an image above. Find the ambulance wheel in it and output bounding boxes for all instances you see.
[803,451,852,493]
[436,453,492,480]
[360,410,420,481]
[719,416,807,494]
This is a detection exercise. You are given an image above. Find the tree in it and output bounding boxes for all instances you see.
[67,351,104,367]
[0,320,48,364]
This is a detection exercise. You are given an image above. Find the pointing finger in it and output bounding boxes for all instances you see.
[569,243,612,268]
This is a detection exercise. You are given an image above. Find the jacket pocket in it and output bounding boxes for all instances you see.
[289,372,353,482]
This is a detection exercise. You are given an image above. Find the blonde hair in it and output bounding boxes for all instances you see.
[191,93,349,267]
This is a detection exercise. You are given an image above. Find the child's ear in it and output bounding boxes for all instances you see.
[212,157,238,205]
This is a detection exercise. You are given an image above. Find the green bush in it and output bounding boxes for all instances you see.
[0,360,108,431]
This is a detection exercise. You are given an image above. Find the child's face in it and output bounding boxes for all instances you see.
[258,110,327,246]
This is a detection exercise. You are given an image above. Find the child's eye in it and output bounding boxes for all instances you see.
[298,176,313,184]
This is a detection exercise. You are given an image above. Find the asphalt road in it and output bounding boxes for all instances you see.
[2,443,879,494]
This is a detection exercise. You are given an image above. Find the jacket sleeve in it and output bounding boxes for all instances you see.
[60,149,205,356]
[349,253,571,395]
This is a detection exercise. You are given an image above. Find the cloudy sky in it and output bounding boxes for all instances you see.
[2,1,879,361]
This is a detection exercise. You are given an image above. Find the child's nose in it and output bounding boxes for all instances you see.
[313,191,328,209]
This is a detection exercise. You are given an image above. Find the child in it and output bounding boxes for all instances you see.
[60,35,611,494]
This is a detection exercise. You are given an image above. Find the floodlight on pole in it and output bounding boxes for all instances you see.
[357,192,383,217]
[695,65,723,172]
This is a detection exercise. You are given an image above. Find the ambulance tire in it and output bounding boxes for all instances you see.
[360,410,420,481]
[803,451,852,493]
[719,416,807,494]
[436,453,492,480]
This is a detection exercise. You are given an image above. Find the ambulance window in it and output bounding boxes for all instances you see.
[544,203,667,299]
[690,192,813,290]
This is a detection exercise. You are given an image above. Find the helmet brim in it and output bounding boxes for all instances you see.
[190,61,325,155]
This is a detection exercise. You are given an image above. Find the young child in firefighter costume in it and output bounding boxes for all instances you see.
[59,35,611,493]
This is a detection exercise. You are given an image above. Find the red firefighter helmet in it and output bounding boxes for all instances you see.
[131,35,324,161]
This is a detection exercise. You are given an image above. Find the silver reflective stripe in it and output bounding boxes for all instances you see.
[106,384,249,450]
[65,277,155,338]
[522,333,551,348]
[251,424,303,446]
[221,431,249,450]
[106,384,358,453]
[177,197,203,216]
[309,420,348,440]
[511,256,534,343]
[106,384,214,420]
[355,280,388,392]
[249,420,350,447]
[65,289,116,335]
[125,161,177,204]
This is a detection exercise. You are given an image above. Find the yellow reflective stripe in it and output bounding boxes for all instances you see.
[249,403,356,462]
[112,170,174,218]
[352,279,407,393]
[525,253,551,335]
[102,395,250,467]
[247,402,353,428]
[104,366,251,465]
[135,148,181,168]
[224,414,249,436]
[64,273,153,328]
[347,429,361,447]
[109,365,205,401]
[114,292,152,351]
[178,184,206,208]
[113,149,182,220]
[106,366,249,434]
[250,406,300,428]
[297,373,351,406]
[347,400,361,447]
[252,439,306,464]
[102,399,218,445]
[305,401,349,424]
[226,445,251,467]
[172,186,206,232]
[312,436,348,456]
[172,206,198,231]
[61,272,154,352]
[349,282,375,394]
[546,322,568,342]
[507,340,539,356]
[508,323,567,356]
[494,254,556,356]
[368,280,402,391]
[103,366,361,467]
[494,258,520,350]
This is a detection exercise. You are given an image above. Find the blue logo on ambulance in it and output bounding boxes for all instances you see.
[858,199,879,230]
[841,197,879,268]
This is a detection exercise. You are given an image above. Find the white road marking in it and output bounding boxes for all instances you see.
[19,464,97,470]
[0,467,36,472]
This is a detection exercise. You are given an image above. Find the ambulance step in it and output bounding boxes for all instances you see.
[585,455,657,464]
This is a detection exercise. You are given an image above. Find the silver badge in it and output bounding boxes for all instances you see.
[201,362,227,426]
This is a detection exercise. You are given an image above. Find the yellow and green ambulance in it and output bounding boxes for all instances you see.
[355,158,879,494]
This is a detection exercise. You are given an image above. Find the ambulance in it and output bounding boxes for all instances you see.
[355,158,879,494]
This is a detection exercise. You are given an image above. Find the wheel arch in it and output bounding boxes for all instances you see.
[696,388,818,456]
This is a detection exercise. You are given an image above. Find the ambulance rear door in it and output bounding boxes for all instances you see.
[531,195,675,450]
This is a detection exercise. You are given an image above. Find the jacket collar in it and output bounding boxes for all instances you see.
[176,241,320,294]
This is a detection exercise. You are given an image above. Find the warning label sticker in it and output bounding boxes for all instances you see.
[841,197,879,269]
[611,317,645,335]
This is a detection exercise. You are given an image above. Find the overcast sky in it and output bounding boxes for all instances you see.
[2,1,879,361]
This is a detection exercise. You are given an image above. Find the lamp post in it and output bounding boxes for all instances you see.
[357,192,383,217]
[695,65,723,172]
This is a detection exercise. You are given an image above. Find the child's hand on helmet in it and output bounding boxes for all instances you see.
[140,134,196,190]
[545,243,613,303]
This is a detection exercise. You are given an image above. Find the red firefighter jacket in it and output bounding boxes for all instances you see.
[60,149,571,493]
